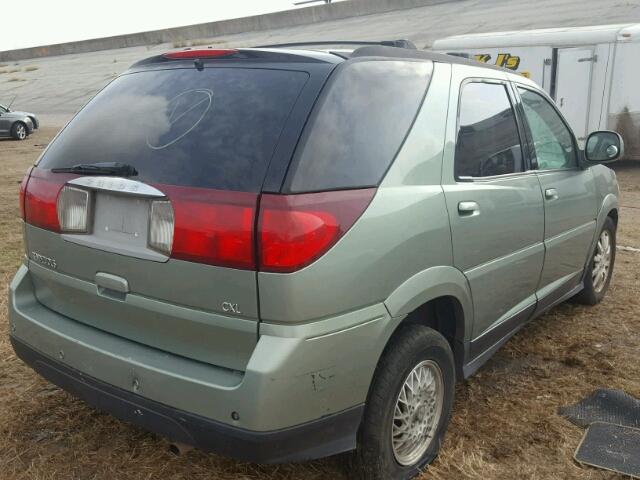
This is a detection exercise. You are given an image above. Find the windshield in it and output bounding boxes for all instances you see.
[38,67,309,192]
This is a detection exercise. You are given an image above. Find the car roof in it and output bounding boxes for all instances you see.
[349,45,507,72]
[129,48,344,69]
[132,44,513,75]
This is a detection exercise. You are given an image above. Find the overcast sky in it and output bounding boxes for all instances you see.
[1,0,343,51]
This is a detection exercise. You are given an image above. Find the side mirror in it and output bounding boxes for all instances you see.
[585,131,623,164]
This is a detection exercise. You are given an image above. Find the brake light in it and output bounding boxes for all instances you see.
[23,169,71,232]
[258,189,376,273]
[22,170,374,272]
[160,185,257,269]
[19,166,33,220]
[163,49,238,59]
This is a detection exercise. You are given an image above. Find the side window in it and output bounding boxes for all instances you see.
[518,87,576,170]
[284,60,432,193]
[455,82,523,178]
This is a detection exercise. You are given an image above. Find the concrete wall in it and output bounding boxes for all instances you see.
[0,0,456,61]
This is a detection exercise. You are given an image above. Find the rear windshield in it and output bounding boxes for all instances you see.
[38,67,309,192]
[284,60,432,193]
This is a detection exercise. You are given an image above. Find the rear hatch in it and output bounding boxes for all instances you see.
[21,57,329,371]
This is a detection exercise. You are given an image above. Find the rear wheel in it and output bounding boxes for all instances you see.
[574,216,616,305]
[352,325,455,480]
[11,122,27,140]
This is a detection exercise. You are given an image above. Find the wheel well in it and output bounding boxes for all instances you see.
[607,208,618,227]
[400,296,466,379]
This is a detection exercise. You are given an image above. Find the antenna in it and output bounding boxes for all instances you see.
[7,95,16,110]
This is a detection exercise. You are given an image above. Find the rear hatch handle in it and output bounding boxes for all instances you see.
[96,272,130,301]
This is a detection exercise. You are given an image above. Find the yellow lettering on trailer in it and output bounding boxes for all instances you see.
[474,54,492,63]
[495,53,508,67]
[505,55,521,70]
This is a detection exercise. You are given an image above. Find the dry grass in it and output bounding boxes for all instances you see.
[23,66,39,72]
[6,78,26,83]
[0,129,638,479]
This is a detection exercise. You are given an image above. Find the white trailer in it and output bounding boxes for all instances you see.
[432,24,640,159]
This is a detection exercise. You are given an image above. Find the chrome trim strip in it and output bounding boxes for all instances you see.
[68,177,166,198]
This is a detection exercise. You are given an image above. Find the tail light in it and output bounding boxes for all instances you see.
[57,186,90,232]
[23,170,66,232]
[157,187,374,272]
[22,169,375,273]
[19,166,33,220]
[159,185,257,269]
[23,169,81,233]
[258,189,376,273]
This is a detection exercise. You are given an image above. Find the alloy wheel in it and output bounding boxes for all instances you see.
[391,360,444,466]
[592,230,612,293]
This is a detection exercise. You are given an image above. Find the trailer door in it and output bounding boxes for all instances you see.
[555,48,595,143]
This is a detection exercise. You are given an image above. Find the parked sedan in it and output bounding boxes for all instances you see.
[0,103,38,140]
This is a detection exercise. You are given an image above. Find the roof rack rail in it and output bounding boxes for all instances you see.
[255,40,417,50]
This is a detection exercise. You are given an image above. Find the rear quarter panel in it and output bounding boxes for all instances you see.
[257,62,455,324]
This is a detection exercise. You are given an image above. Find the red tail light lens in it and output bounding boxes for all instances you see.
[19,166,33,220]
[163,49,238,59]
[160,185,257,269]
[23,169,72,232]
[258,189,376,273]
[21,170,374,273]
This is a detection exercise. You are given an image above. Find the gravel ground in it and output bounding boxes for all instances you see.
[0,128,638,479]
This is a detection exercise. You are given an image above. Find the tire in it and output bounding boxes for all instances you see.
[352,325,455,480]
[574,216,616,305]
[11,122,27,140]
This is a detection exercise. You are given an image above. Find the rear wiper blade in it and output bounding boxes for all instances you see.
[51,162,138,177]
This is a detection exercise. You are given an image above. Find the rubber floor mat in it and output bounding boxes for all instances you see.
[575,422,640,478]
[559,389,640,428]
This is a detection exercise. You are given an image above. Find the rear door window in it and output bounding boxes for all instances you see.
[455,82,524,178]
[284,60,432,192]
[38,67,309,192]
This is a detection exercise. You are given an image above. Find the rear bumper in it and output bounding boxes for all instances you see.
[8,264,394,463]
[10,335,363,463]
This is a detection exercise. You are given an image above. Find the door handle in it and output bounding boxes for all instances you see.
[458,201,479,216]
[544,188,559,200]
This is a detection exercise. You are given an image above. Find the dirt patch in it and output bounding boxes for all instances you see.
[0,129,638,479]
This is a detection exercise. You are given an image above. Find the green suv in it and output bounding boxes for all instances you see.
[9,44,621,479]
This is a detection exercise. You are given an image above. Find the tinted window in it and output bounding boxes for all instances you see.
[38,68,309,191]
[284,60,432,192]
[518,88,576,170]
[455,82,523,178]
